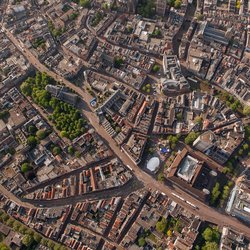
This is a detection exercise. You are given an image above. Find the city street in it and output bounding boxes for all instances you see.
[3,27,250,236]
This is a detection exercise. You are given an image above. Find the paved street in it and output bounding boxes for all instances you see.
[22,176,143,207]
[0,184,35,209]
[3,28,250,236]
[24,156,114,194]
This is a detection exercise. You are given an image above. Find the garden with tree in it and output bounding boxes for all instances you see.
[20,72,88,141]
[194,226,221,250]
[184,131,200,145]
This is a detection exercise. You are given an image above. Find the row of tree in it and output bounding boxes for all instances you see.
[210,181,233,207]
[0,210,67,250]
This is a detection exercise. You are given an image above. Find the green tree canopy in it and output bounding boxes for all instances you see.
[75,151,81,158]
[28,125,37,135]
[243,105,250,116]
[41,238,48,246]
[138,237,146,247]
[210,183,221,205]
[0,110,9,120]
[36,129,47,140]
[21,163,32,173]
[202,227,220,243]
[202,241,219,250]
[22,234,34,247]
[52,146,61,156]
[185,132,200,145]
[27,136,38,148]
[60,131,68,138]
[33,233,42,243]
[152,64,160,72]
[195,116,203,125]
[138,0,155,18]
[47,240,55,249]
[20,81,33,96]
[157,173,165,182]
[174,0,182,8]
[6,218,14,227]
[80,0,91,8]
[0,214,9,222]
[13,221,21,231]
[114,57,124,69]
[0,242,10,250]
[67,146,75,155]
[156,217,167,233]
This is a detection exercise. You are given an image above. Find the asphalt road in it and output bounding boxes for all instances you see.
[22,176,143,207]
[24,156,114,194]
[3,28,250,236]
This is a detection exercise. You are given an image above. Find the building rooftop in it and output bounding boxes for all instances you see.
[177,155,199,183]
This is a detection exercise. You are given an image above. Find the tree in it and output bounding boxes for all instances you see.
[0,243,10,250]
[52,146,61,156]
[126,26,133,33]
[0,214,9,222]
[67,146,75,155]
[114,57,123,69]
[243,143,249,151]
[21,163,32,173]
[28,125,37,135]
[80,0,91,8]
[157,173,165,182]
[174,219,181,232]
[20,81,33,96]
[202,227,220,243]
[236,0,241,9]
[60,131,68,138]
[36,129,47,140]
[202,227,214,242]
[53,243,62,250]
[13,221,21,231]
[75,151,81,158]
[152,64,160,72]
[168,134,180,149]
[210,183,221,205]
[26,229,34,236]
[196,14,203,21]
[238,149,243,155]
[156,217,167,233]
[41,238,48,246]
[174,0,182,9]
[22,234,34,247]
[0,110,9,120]
[185,132,200,145]
[243,105,250,116]
[18,225,28,234]
[115,126,121,133]
[195,116,203,125]
[34,233,42,243]
[176,112,182,121]
[47,240,55,249]
[221,185,230,204]
[202,241,219,250]
[138,237,146,247]
[6,218,14,227]
[27,135,38,148]
[167,229,172,237]
[138,0,155,18]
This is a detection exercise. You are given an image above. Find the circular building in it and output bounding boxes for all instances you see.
[147,157,160,173]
